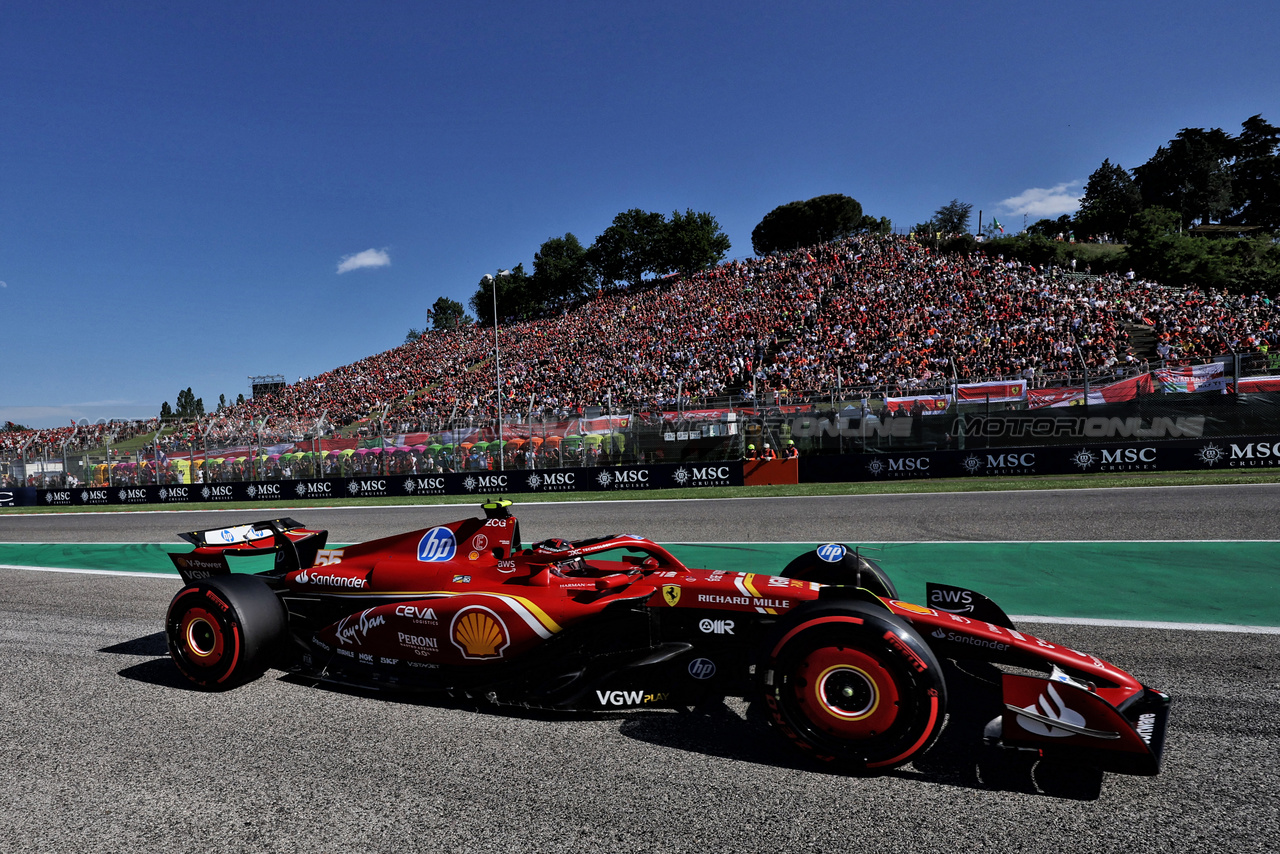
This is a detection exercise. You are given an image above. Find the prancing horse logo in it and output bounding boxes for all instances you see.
[662,585,681,606]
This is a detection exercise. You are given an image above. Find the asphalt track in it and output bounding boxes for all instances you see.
[1,487,1278,852]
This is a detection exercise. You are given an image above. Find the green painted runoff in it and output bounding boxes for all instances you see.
[0,541,1275,626]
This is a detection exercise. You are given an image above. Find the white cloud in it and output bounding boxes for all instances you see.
[997,182,1082,219]
[336,248,391,274]
[0,280,7,288]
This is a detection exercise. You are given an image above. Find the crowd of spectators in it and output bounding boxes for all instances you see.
[2,419,160,469]
[8,234,1280,475]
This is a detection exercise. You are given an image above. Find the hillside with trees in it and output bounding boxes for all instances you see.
[984,114,1280,292]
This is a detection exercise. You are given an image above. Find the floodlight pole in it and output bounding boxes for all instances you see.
[485,271,511,470]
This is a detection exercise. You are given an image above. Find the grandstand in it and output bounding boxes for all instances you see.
[7,233,1280,487]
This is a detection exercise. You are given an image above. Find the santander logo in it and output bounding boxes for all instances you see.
[1016,683,1086,738]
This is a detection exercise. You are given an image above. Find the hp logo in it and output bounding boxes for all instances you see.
[688,658,716,680]
[417,527,458,562]
[816,543,847,563]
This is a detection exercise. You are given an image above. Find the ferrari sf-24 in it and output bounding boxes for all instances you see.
[164,500,1169,775]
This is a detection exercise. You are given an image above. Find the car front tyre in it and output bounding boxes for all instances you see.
[760,600,946,771]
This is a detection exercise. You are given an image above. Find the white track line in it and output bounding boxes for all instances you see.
[0,564,176,578]
[1010,614,1280,634]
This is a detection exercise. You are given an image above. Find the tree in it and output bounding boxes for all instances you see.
[932,199,973,235]
[1125,206,1280,293]
[589,209,668,288]
[1132,127,1234,227]
[860,215,893,234]
[236,394,245,406]
[173,387,204,418]
[662,209,731,276]
[1075,159,1142,239]
[1230,114,1280,230]
[1026,215,1074,238]
[532,233,592,306]
[160,401,173,419]
[404,327,424,343]
[429,296,469,331]
[470,264,531,326]
[751,194,864,255]
[218,394,227,412]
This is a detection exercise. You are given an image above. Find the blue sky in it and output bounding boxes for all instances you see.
[2,1,1277,428]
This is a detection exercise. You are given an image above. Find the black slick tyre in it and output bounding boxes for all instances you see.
[780,547,898,599]
[759,599,946,771]
[165,574,287,690]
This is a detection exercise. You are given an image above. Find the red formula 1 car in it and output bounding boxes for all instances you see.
[164,500,1169,775]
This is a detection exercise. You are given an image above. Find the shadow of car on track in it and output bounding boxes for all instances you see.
[100,635,1103,798]
[100,631,169,657]
[101,631,208,691]
[618,660,1105,801]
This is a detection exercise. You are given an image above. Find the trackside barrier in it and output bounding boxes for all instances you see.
[9,434,1280,508]
[11,462,745,508]
[799,435,1280,482]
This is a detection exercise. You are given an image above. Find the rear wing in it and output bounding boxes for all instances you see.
[169,518,328,584]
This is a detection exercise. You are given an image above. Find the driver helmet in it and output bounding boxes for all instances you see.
[534,537,574,554]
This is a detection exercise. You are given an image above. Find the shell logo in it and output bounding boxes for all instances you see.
[450,606,510,660]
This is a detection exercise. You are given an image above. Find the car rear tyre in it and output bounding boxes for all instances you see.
[780,547,898,599]
[165,574,286,690]
[760,600,946,771]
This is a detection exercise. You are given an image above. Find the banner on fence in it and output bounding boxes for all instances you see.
[883,395,952,415]
[1233,375,1280,393]
[1155,363,1225,393]
[954,380,1027,403]
[1026,373,1154,409]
